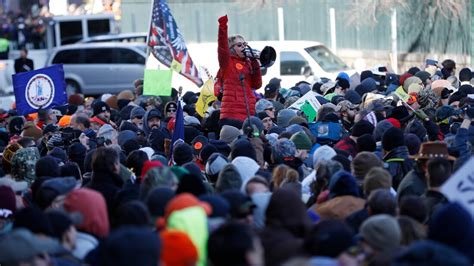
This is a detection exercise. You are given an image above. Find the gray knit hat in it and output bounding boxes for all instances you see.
[360,214,401,252]
[219,125,241,144]
[277,109,296,128]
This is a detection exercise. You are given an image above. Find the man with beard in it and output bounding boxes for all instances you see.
[337,100,358,131]
[92,101,116,128]
[143,108,168,138]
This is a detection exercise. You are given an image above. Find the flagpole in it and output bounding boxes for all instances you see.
[145,0,155,65]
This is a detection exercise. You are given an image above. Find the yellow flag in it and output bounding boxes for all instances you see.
[195,79,217,117]
[170,59,183,73]
[395,86,410,102]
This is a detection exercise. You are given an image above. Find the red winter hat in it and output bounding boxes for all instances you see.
[160,230,198,266]
[164,193,212,221]
[399,73,413,86]
[140,160,163,180]
[386,118,401,129]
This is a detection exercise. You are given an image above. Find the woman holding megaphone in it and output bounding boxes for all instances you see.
[216,15,262,129]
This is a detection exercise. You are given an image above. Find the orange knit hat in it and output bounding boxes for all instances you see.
[160,230,198,266]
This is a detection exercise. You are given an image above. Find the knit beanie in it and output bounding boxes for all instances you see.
[290,131,312,150]
[130,106,146,120]
[176,173,207,197]
[118,130,137,147]
[92,101,110,117]
[216,164,242,193]
[288,116,308,126]
[405,120,427,142]
[272,139,296,163]
[219,125,241,145]
[382,127,405,151]
[374,120,394,142]
[428,202,474,259]
[230,139,257,161]
[404,133,421,155]
[351,152,383,179]
[242,116,264,135]
[173,143,194,166]
[277,109,296,128]
[363,167,392,196]
[160,230,198,266]
[356,134,376,152]
[328,170,359,199]
[344,89,362,105]
[351,120,375,137]
[415,71,431,85]
[199,144,217,163]
[360,214,401,252]
[312,145,337,167]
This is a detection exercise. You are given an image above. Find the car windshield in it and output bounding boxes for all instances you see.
[305,45,349,72]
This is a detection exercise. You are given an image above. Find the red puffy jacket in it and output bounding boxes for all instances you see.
[217,15,262,122]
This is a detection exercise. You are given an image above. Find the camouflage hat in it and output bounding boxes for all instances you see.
[337,100,357,112]
[417,88,437,109]
[255,99,274,113]
[11,147,40,184]
[272,138,297,163]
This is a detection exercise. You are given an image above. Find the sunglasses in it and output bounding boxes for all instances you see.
[265,107,275,111]
[167,109,176,113]
[233,42,247,48]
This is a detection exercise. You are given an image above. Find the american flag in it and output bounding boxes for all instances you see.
[147,0,203,87]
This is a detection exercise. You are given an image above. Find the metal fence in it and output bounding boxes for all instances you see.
[122,0,471,56]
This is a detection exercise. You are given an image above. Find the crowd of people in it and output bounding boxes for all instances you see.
[1,17,474,266]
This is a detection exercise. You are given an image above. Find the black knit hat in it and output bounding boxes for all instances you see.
[448,91,466,105]
[200,144,217,163]
[230,139,256,161]
[351,120,374,137]
[382,127,405,151]
[92,101,110,117]
[356,133,376,152]
[173,143,194,166]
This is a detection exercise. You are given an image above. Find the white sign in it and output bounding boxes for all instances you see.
[441,156,474,217]
[289,91,322,111]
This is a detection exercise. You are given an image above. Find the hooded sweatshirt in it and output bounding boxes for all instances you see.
[215,164,242,193]
[260,188,311,266]
[165,193,210,266]
[64,188,109,259]
[231,156,260,192]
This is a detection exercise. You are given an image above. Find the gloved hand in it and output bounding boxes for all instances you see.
[414,109,429,122]
[218,15,228,25]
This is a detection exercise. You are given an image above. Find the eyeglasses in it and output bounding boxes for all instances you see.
[167,109,176,113]
[265,107,275,112]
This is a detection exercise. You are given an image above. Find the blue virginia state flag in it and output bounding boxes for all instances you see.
[169,100,184,162]
[13,64,67,115]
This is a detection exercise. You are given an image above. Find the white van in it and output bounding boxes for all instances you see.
[147,41,355,92]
